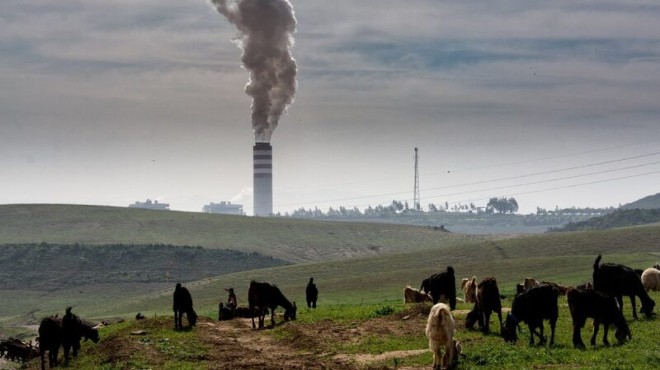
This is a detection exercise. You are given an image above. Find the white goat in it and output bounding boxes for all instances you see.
[425,303,456,370]
[641,267,660,292]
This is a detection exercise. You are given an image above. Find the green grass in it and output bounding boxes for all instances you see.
[59,317,208,370]
[19,294,660,369]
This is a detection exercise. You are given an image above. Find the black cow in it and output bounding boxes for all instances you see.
[173,283,198,329]
[501,284,559,346]
[567,288,631,349]
[593,255,655,319]
[38,316,62,370]
[420,266,457,309]
[62,307,100,365]
[248,280,297,329]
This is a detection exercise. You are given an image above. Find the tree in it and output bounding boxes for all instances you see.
[486,197,519,214]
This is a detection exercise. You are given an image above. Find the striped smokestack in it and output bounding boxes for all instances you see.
[253,142,273,216]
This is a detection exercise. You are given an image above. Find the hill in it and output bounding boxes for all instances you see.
[550,208,660,232]
[2,223,658,323]
[620,192,660,209]
[0,243,289,291]
[0,204,481,263]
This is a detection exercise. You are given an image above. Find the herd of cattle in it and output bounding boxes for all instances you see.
[0,307,101,369]
[421,254,659,370]
[2,254,658,369]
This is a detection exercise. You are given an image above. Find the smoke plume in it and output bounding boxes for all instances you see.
[210,0,298,143]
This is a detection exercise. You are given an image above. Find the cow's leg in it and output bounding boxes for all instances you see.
[590,320,600,346]
[549,318,556,346]
[602,323,611,346]
[572,324,585,349]
[629,295,638,320]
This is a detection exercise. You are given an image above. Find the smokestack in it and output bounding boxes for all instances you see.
[253,142,273,216]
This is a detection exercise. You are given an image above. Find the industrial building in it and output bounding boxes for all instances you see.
[202,201,244,215]
[128,199,170,210]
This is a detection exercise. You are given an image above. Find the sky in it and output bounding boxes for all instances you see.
[2,0,660,216]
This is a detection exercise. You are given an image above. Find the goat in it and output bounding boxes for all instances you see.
[461,276,477,303]
[421,267,457,309]
[540,281,571,296]
[306,277,319,308]
[524,278,540,290]
[425,303,456,370]
[501,284,559,346]
[567,288,631,349]
[0,338,38,364]
[173,283,198,329]
[248,280,297,329]
[465,277,503,334]
[62,307,100,366]
[404,285,433,303]
[641,267,660,292]
[38,316,63,370]
[593,255,655,319]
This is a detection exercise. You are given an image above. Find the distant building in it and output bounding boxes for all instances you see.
[203,201,244,215]
[129,199,170,210]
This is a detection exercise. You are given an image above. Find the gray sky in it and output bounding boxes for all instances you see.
[2,0,660,215]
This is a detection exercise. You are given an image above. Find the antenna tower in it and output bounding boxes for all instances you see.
[413,147,420,211]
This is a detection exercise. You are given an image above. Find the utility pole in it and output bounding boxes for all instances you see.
[413,147,420,211]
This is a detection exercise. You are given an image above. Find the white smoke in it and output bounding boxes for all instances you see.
[210,0,298,143]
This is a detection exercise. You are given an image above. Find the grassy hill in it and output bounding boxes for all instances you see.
[620,192,660,209]
[551,208,660,232]
[0,244,289,290]
[0,204,481,263]
[2,223,658,325]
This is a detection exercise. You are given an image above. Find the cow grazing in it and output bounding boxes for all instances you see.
[593,255,655,319]
[38,316,63,370]
[404,285,433,303]
[421,267,457,309]
[425,303,456,370]
[641,267,660,292]
[501,284,559,346]
[62,307,100,366]
[173,283,198,329]
[567,288,631,349]
[461,276,477,303]
[465,277,503,333]
[248,280,297,329]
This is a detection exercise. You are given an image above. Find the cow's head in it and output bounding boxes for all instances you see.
[284,301,297,321]
[500,313,518,343]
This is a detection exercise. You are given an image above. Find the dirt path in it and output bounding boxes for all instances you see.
[198,317,353,370]
[196,307,435,370]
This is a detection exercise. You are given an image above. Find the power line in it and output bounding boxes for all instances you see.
[278,138,660,193]
[422,160,660,201]
[274,154,660,209]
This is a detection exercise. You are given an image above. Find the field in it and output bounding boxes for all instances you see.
[1,204,659,369]
[17,292,660,370]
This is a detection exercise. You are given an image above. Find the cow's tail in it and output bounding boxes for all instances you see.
[593,254,602,271]
[447,266,455,275]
